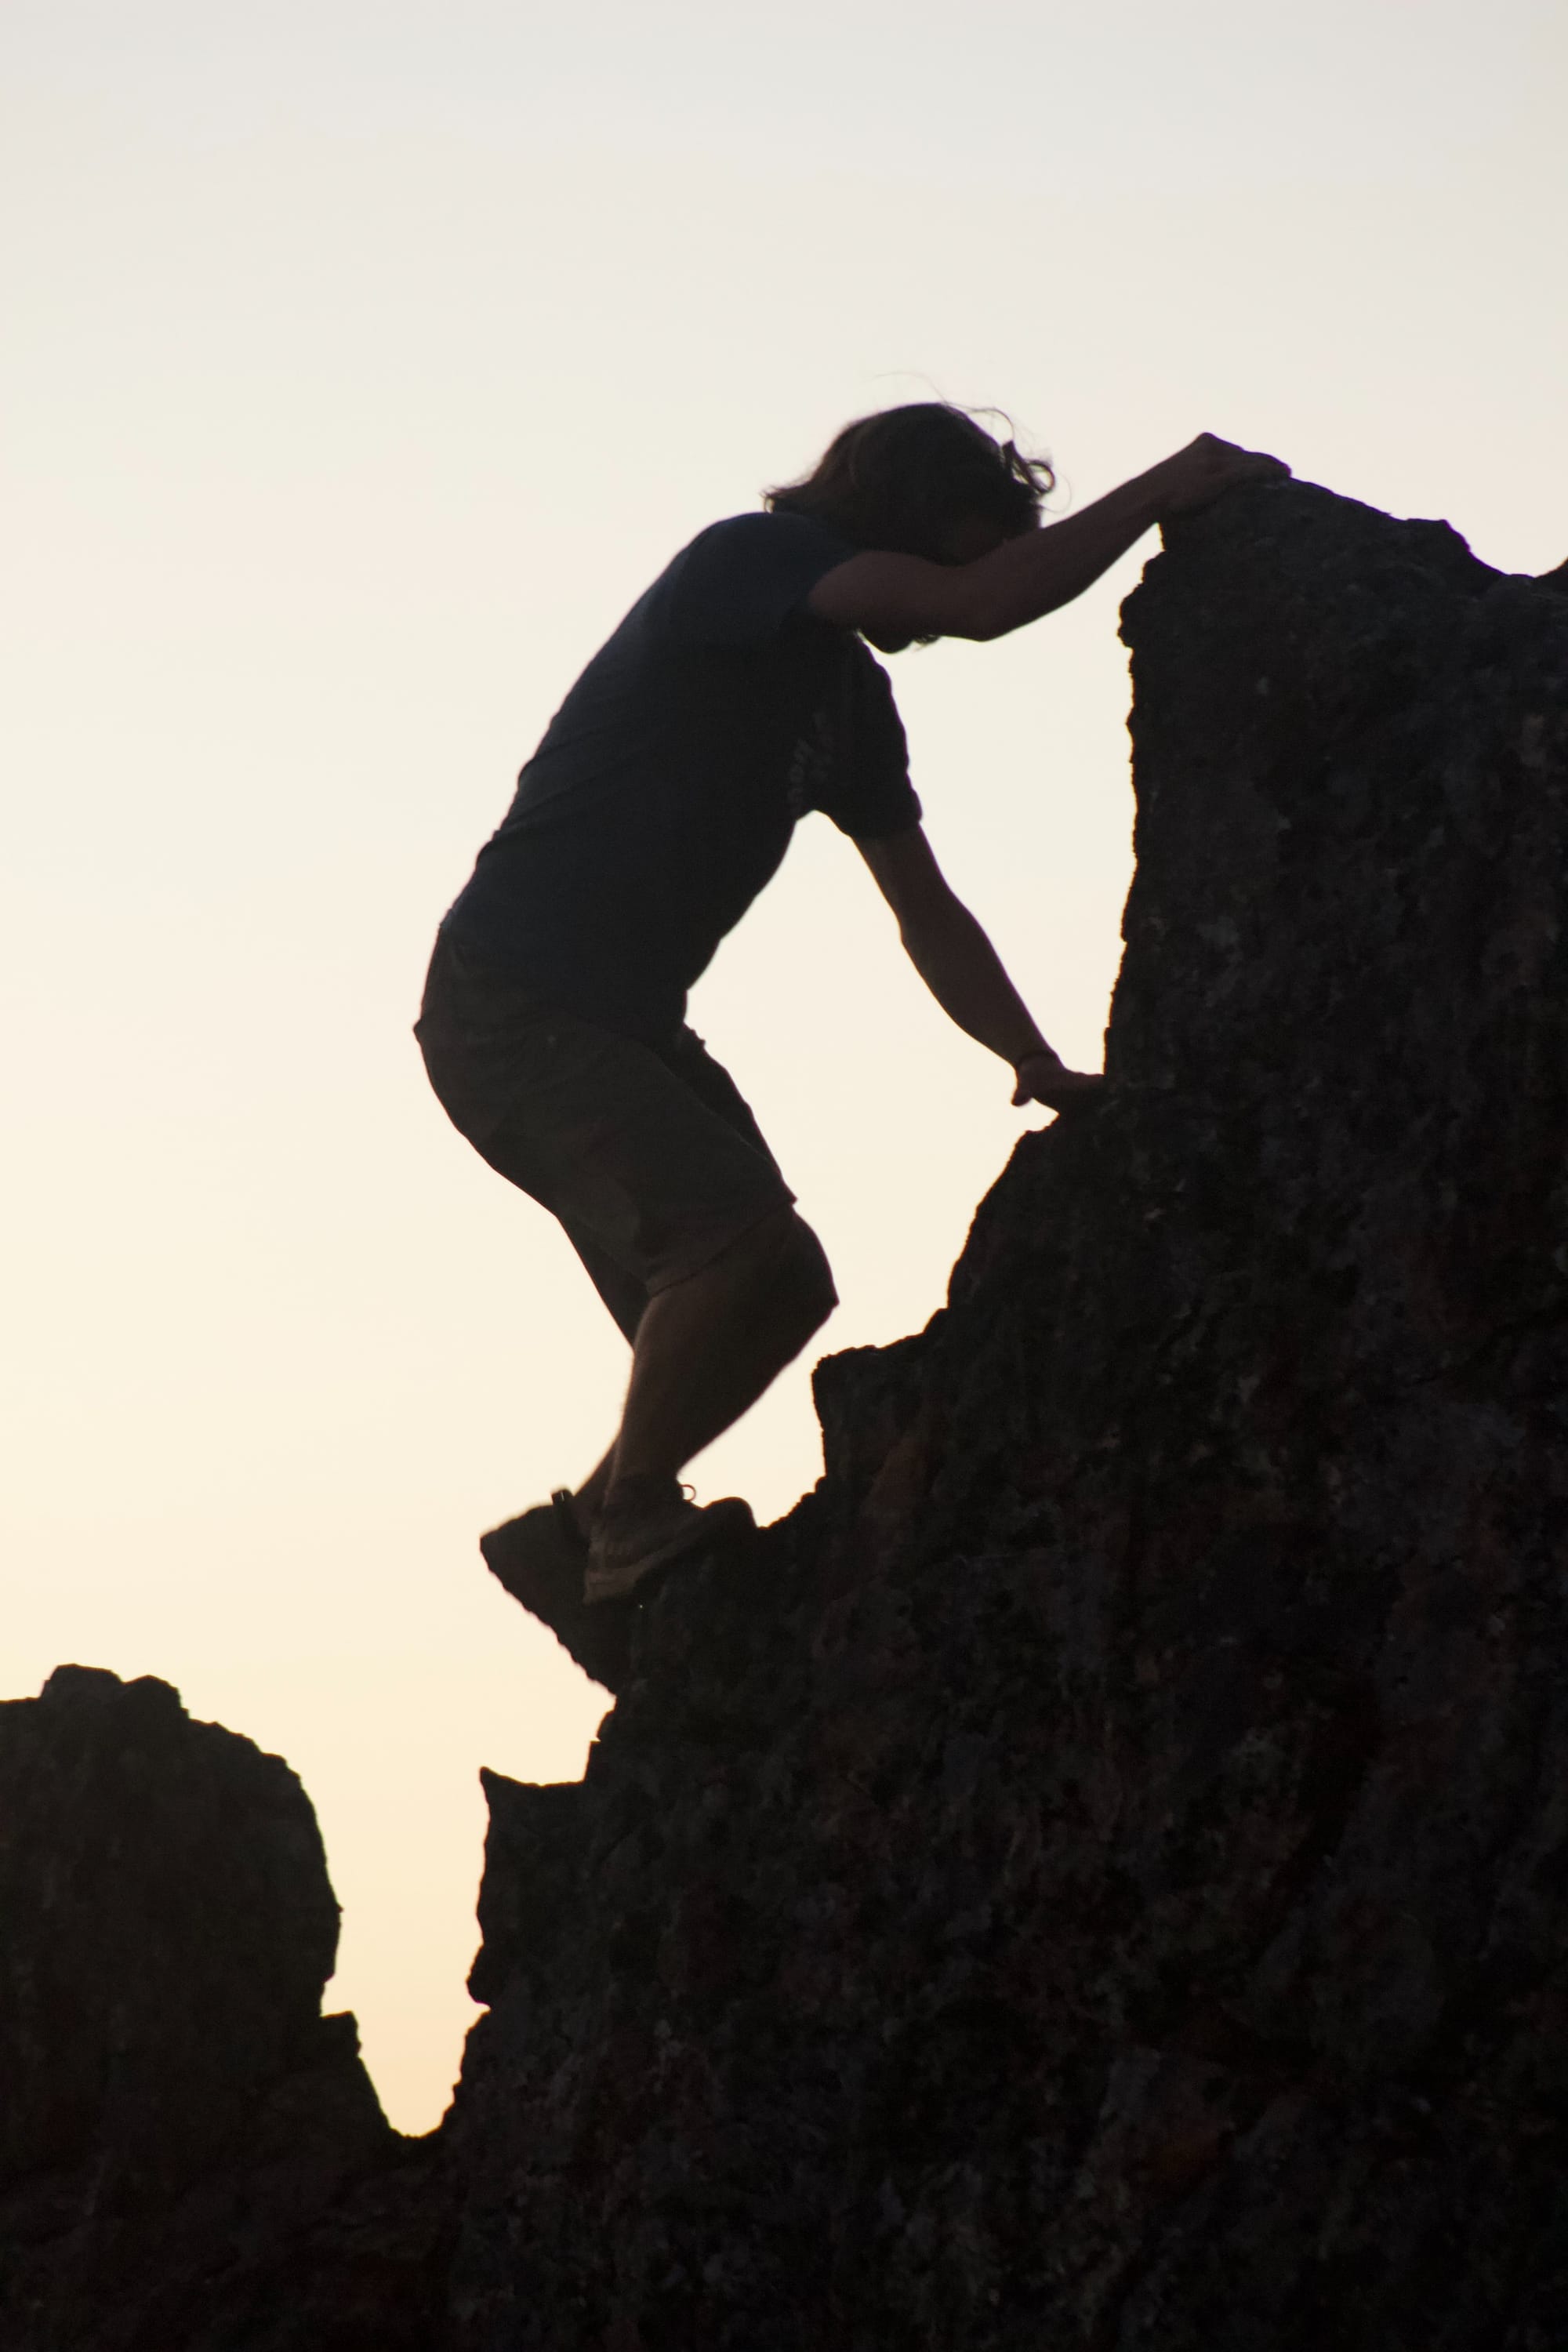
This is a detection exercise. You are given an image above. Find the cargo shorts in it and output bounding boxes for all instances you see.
[415,928,796,1342]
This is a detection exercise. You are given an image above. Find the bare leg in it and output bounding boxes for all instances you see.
[573,1207,835,1524]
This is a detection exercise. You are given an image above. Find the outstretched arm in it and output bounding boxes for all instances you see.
[858,826,1102,1112]
[808,433,1287,647]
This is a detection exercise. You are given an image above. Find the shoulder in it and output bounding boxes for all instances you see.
[656,510,859,647]
[696,508,854,554]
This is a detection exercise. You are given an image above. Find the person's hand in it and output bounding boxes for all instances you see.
[1011,1046,1104,1112]
[1153,434,1290,518]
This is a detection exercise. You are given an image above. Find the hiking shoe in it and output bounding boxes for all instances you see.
[549,1488,588,1550]
[480,1489,635,1693]
[583,1478,754,1607]
[484,1488,586,1589]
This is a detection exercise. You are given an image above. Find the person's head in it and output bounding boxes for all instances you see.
[765,402,1053,563]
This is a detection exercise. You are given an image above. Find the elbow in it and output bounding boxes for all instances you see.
[967,612,1014,644]
[947,588,1016,643]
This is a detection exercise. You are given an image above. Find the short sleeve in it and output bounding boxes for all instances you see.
[659,511,858,648]
[817,645,923,841]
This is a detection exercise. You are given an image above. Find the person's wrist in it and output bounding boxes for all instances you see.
[1091,469,1167,534]
[1139,455,1185,524]
[1013,1043,1061,1072]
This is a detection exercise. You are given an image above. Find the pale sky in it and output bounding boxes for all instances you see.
[5,1,1564,2132]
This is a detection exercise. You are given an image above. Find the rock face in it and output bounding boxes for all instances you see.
[0,1666,445,2350]
[6,481,1568,2349]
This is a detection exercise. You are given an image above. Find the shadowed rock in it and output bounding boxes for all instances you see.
[0,1666,446,2350]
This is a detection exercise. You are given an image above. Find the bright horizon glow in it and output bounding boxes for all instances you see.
[4,1,1565,2132]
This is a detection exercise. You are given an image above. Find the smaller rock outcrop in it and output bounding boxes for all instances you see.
[0,1666,445,2352]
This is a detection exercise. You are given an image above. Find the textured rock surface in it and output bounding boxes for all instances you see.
[7,481,1568,2348]
[447,484,1568,2349]
[0,1666,445,2350]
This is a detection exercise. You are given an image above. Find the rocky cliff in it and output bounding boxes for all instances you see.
[6,481,1568,2349]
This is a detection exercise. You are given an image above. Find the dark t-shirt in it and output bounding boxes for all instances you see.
[442,510,921,1040]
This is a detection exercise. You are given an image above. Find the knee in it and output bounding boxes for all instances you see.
[774,1210,837,1335]
[726,1205,837,1335]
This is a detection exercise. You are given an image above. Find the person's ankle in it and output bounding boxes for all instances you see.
[601,1469,683,1523]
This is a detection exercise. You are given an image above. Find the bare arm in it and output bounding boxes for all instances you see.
[858,826,1102,1112]
[807,434,1288,646]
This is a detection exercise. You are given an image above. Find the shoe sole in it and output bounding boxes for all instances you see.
[583,1497,754,1607]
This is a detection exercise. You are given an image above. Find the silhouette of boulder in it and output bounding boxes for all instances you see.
[0,1665,445,2350]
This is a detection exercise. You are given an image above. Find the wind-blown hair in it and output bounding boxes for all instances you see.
[765,402,1054,560]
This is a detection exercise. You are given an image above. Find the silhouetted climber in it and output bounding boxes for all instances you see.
[417,407,1284,1607]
